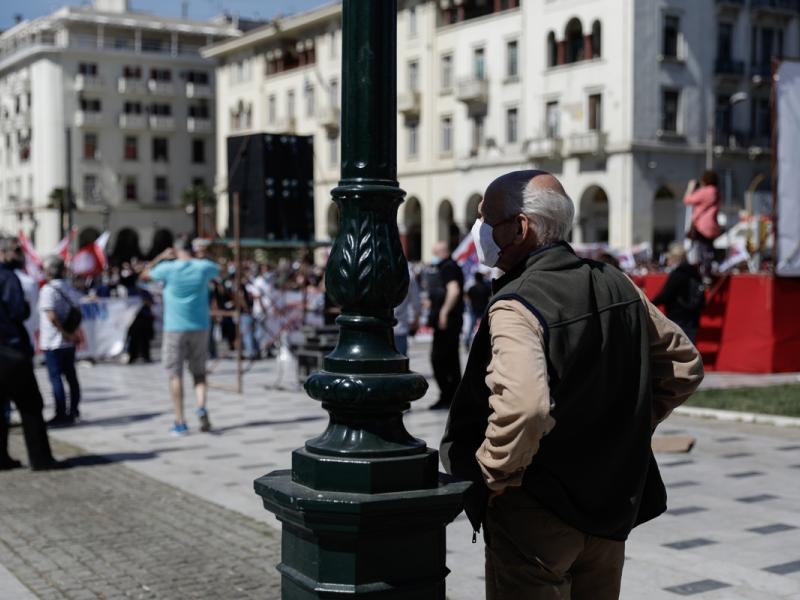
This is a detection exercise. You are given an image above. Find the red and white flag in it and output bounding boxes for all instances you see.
[71,231,110,277]
[16,230,45,283]
[54,227,76,262]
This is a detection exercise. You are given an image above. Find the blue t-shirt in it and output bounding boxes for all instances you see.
[150,259,219,332]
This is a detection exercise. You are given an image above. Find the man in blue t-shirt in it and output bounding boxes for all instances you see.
[142,238,219,436]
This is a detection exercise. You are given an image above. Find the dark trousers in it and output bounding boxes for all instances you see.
[44,346,81,417]
[0,360,55,468]
[431,326,462,407]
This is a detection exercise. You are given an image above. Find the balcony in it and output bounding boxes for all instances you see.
[272,116,297,133]
[567,131,607,156]
[149,115,175,130]
[118,78,148,95]
[526,137,563,160]
[715,58,745,78]
[397,90,421,117]
[185,82,211,98]
[316,105,340,131]
[147,80,175,96]
[118,113,147,130]
[456,77,489,109]
[187,117,212,133]
[74,74,104,93]
[751,0,799,14]
[74,111,104,127]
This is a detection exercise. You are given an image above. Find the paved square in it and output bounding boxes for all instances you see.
[1,341,798,600]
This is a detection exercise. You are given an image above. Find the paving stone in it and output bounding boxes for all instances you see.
[721,452,753,459]
[727,470,765,478]
[663,579,731,595]
[663,538,717,550]
[763,560,800,575]
[661,459,695,468]
[736,494,779,503]
[665,506,708,516]
[666,480,699,489]
[748,523,798,535]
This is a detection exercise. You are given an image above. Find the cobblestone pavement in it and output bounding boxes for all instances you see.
[0,433,280,600]
[2,340,799,599]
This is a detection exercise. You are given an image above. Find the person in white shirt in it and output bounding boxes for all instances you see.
[39,256,82,426]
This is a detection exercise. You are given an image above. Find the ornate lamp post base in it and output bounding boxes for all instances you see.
[256,473,469,599]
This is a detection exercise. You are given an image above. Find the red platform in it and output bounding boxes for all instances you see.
[636,273,800,373]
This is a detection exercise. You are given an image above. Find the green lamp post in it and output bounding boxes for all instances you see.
[254,1,470,597]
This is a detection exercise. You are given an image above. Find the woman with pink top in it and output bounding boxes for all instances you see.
[684,170,721,273]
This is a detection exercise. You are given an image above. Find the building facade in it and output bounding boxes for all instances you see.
[0,0,241,255]
[204,0,796,262]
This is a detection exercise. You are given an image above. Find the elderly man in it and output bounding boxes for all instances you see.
[441,171,704,600]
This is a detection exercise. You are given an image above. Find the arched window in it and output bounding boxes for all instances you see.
[591,20,602,59]
[546,31,557,68]
[565,18,584,63]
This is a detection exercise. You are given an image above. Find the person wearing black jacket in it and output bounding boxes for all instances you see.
[652,243,705,344]
[0,235,65,471]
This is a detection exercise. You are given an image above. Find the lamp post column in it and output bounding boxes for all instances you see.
[254,1,469,598]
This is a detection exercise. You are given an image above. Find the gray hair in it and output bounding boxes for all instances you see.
[0,233,18,254]
[519,185,575,245]
[43,255,66,280]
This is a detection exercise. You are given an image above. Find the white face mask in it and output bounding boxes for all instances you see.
[471,219,502,268]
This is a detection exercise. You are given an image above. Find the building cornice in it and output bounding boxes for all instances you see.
[202,2,342,60]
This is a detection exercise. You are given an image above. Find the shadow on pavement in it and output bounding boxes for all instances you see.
[66,451,159,467]
[211,415,325,434]
[69,412,163,428]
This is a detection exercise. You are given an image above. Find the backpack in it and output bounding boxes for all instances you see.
[52,284,83,334]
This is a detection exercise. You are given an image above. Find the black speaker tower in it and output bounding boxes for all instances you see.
[226,133,315,241]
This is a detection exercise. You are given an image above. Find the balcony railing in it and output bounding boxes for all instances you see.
[74,74,105,92]
[149,115,175,130]
[751,62,773,83]
[147,80,174,95]
[397,90,421,117]
[118,78,148,94]
[187,117,212,133]
[567,131,607,156]
[272,116,297,133]
[74,111,104,127]
[715,58,745,76]
[14,112,31,130]
[751,0,799,13]
[316,105,340,131]
[119,113,147,129]
[185,82,211,98]
[526,136,563,160]
[455,77,489,107]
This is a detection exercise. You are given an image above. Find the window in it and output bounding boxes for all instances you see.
[408,60,419,91]
[152,137,169,162]
[407,122,419,158]
[305,84,315,117]
[545,101,560,138]
[547,32,557,67]
[287,90,295,119]
[192,138,205,164]
[661,89,679,133]
[440,53,453,90]
[83,175,98,203]
[80,98,101,112]
[591,21,602,58]
[124,176,137,201]
[506,107,518,144]
[409,5,417,37]
[83,133,98,160]
[752,26,784,71]
[149,103,172,116]
[122,65,141,79]
[717,22,733,62]
[150,68,171,82]
[188,101,209,119]
[154,176,168,203]
[268,95,276,123]
[123,101,142,114]
[506,40,519,78]
[588,94,602,131]
[473,47,485,80]
[124,136,137,161]
[328,132,338,167]
[751,96,770,141]
[78,62,97,76]
[663,15,680,59]
[440,115,453,154]
[565,18,584,63]
[471,116,484,152]
[185,71,209,85]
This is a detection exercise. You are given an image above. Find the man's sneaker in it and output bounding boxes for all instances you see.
[169,422,189,437]
[196,408,211,433]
